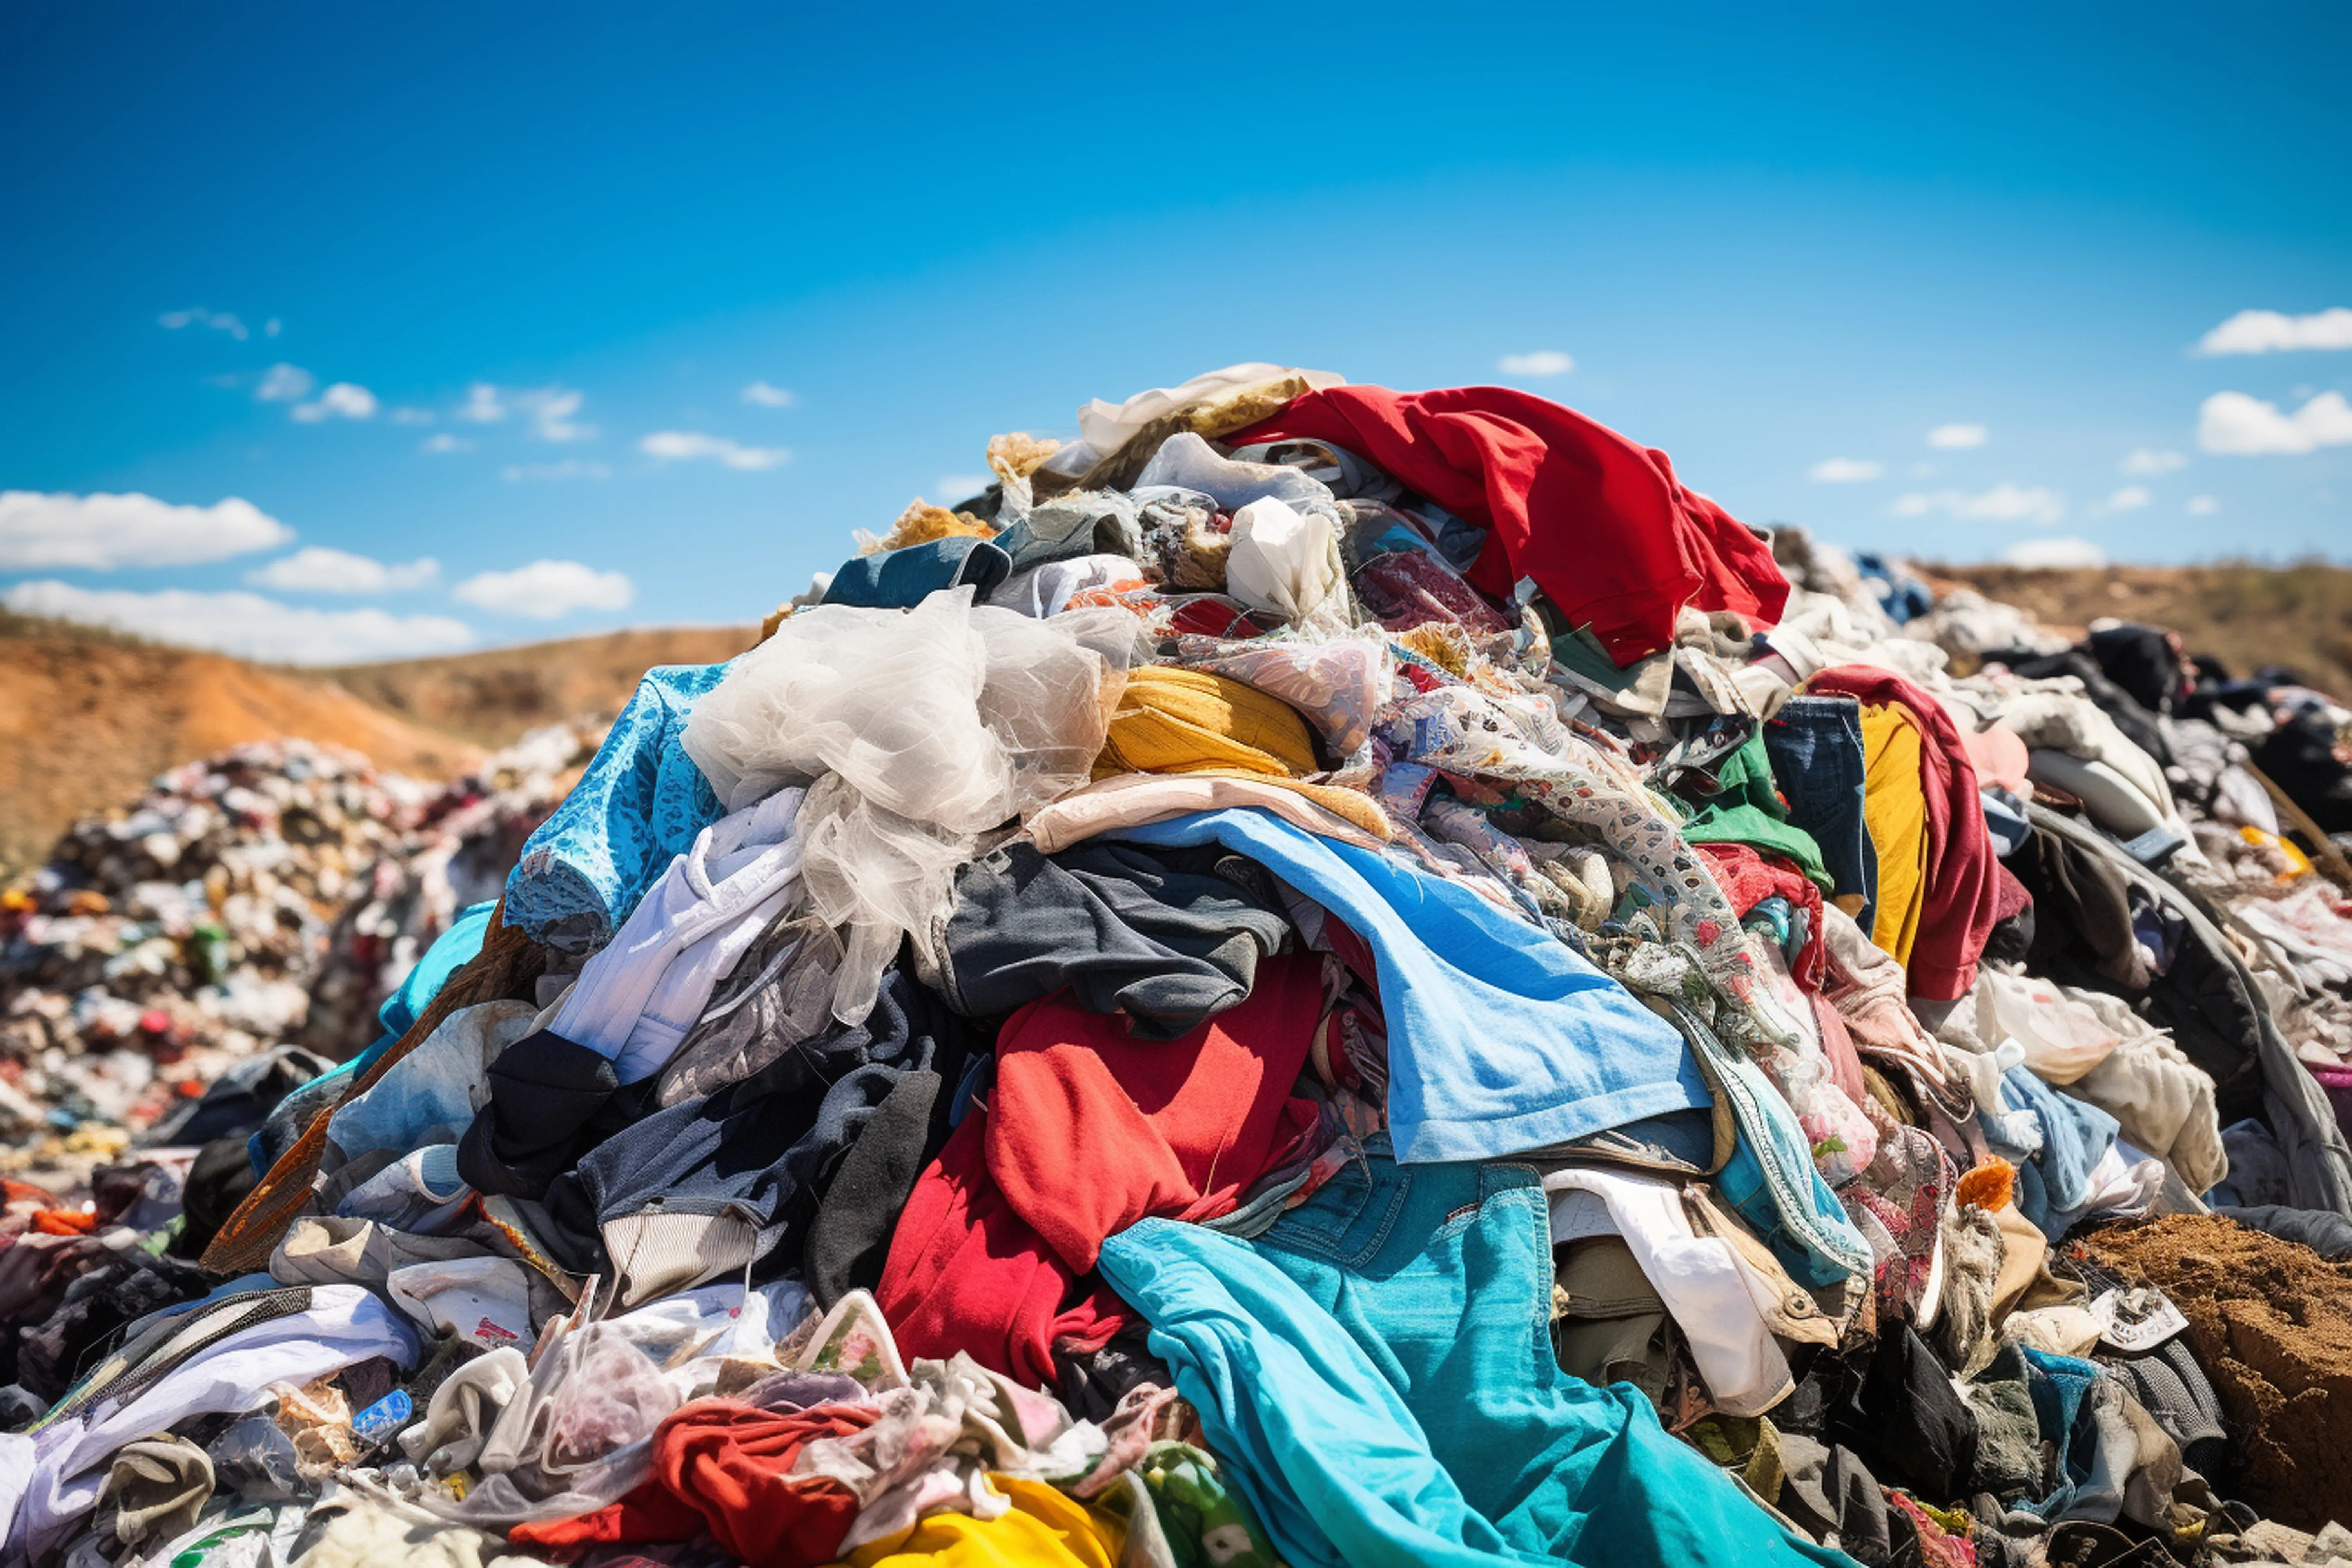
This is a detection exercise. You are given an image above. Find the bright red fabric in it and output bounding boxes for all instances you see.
[876,1107,1128,1388]
[1228,385,1788,662]
[987,952,1323,1273]
[1807,666,2001,1002]
[878,954,1324,1385]
[509,1400,875,1566]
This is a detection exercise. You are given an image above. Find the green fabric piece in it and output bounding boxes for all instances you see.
[1677,729,1834,893]
[1143,1440,1287,1568]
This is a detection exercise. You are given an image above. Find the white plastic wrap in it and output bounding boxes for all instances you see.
[683,589,1130,1022]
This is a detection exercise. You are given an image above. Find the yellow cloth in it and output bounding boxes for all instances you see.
[1859,701,1929,966]
[844,1475,1123,1567]
[1094,665,1320,781]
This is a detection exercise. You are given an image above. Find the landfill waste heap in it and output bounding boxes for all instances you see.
[4,365,2352,1568]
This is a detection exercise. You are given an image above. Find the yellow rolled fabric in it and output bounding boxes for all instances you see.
[1093,665,1320,781]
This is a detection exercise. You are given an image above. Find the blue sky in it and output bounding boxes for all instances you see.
[2,4,2347,663]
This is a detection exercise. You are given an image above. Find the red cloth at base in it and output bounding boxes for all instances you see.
[988,952,1324,1274]
[1229,384,1789,662]
[509,1400,875,1566]
[1807,666,2001,1002]
[878,953,1325,1385]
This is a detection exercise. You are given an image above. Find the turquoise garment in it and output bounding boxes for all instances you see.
[504,662,731,954]
[248,901,497,1174]
[1098,1142,1854,1568]
[1106,809,1709,1163]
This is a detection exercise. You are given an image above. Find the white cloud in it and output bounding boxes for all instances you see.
[0,490,293,570]
[1927,423,1989,449]
[453,383,591,440]
[389,406,435,425]
[2120,448,2186,475]
[2096,485,2151,514]
[456,383,506,422]
[1808,457,1884,483]
[742,380,797,407]
[639,430,791,470]
[420,432,474,454]
[2187,495,2219,516]
[1497,350,1575,377]
[160,307,249,341]
[3,580,474,664]
[245,547,439,595]
[290,382,378,423]
[2197,389,2352,455]
[2196,307,2352,356]
[452,559,634,619]
[1889,482,2065,525]
[264,318,281,337]
[255,363,316,402]
[1999,536,2106,569]
[501,460,611,481]
[935,474,992,500]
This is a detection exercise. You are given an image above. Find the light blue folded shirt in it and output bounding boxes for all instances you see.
[1102,808,1709,1161]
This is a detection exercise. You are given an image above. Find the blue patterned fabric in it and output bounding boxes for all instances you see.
[504,662,732,954]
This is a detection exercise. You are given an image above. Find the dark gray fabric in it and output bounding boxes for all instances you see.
[456,1029,623,1201]
[802,1067,941,1308]
[541,967,982,1278]
[2106,1341,2226,1479]
[939,840,1292,1040]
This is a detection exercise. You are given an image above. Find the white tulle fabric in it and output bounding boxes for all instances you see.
[683,588,1131,1022]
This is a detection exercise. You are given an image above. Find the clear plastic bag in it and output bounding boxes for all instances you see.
[684,589,1131,1022]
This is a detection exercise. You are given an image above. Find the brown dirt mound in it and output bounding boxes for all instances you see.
[2086,1213,2352,1531]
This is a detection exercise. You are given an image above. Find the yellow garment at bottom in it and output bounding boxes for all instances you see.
[1858,701,1928,967]
[843,1475,1124,1568]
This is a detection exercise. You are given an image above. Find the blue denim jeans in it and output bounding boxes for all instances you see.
[1098,1140,1854,1568]
[1764,696,1877,928]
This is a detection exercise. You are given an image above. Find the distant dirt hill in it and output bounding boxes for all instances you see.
[4,561,2347,879]
[0,616,754,877]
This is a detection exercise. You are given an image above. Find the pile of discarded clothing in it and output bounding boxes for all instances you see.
[7,363,2352,1568]
[0,727,595,1167]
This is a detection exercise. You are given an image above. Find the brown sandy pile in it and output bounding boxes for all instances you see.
[2087,1213,2352,1532]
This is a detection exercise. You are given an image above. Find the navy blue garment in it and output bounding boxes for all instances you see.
[819,536,1013,610]
[1763,695,1877,927]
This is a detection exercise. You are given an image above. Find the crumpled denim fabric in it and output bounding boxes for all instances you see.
[1764,696,1877,924]
[1097,1140,1850,1568]
[505,663,731,955]
[1102,809,1711,1163]
[820,536,1014,610]
[1987,1065,2119,1237]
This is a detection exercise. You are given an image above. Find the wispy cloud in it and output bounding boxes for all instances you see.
[1926,423,1989,449]
[255,363,316,402]
[640,431,791,470]
[1808,457,1883,483]
[2198,389,2352,455]
[1889,482,2065,525]
[246,547,439,595]
[290,382,378,422]
[935,474,992,501]
[2120,448,2186,475]
[3,580,474,663]
[452,559,634,618]
[1497,350,1574,377]
[421,432,474,454]
[2186,495,2219,516]
[742,380,797,407]
[389,407,435,425]
[159,307,253,341]
[2000,536,2105,568]
[2196,307,2352,356]
[2091,486,2151,515]
[0,490,292,571]
[454,383,593,441]
[501,460,610,481]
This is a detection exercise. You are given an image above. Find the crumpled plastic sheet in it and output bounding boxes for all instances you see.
[683,588,1136,1023]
